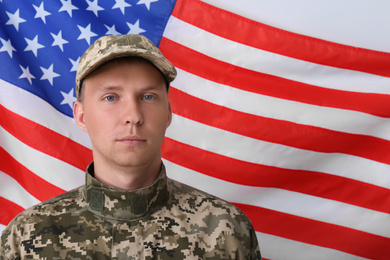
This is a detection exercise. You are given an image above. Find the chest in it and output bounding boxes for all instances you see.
[19,209,241,259]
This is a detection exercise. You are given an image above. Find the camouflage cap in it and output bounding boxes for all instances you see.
[75,34,177,99]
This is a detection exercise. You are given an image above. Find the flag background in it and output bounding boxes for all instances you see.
[1,0,390,259]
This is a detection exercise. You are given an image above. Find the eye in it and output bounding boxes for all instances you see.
[104,95,116,102]
[143,94,155,101]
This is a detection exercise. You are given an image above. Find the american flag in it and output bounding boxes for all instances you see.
[1,0,390,259]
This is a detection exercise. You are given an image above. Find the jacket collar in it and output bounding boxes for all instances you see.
[83,162,169,221]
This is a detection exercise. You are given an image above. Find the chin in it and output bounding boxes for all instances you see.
[114,157,151,168]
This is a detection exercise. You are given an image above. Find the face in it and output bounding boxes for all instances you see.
[73,58,172,171]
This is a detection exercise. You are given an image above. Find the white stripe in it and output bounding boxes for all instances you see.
[171,70,390,141]
[0,171,41,209]
[166,114,390,189]
[0,126,85,191]
[0,79,91,149]
[256,232,370,260]
[164,160,390,238]
[201,0,390,53]
[0,224,5,235]
[164,16,390,94]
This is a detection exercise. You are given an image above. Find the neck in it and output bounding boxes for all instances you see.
[92,159,161,191]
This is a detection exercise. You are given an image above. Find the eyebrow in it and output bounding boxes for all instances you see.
[99,84,166,92]
[98,85,123,92]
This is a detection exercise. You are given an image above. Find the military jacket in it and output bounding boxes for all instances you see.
[1,163,261,259]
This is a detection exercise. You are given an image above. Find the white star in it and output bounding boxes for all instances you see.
[69,57,80,72]
[33,2,51,24]
[19,65,36,85]
[77,24,98,45]
[40,64,60,86]
[105,24,121,36]
[86,0,104,17]
[0,38,16,58]
[137,0,158,10]
[113,0,131,15]
[60,89,77,109]
[51,31,69,52]
[24,35,45,57]
[6,9,26,31]
[59,0,78,17]
[126,20,146,34]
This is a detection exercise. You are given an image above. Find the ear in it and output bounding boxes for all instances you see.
[73,100,88,132]
[166,100,172,128]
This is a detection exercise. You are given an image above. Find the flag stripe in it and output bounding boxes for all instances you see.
[164,16,390,96]
[164,160,390,238]
[161,38,390,118]
[168,67,390,143]
[0,147,65,202]
[1,122,85,192]
[238,203,390,260]
[171,0,390,78]
[166,114,390,190]
[168,87,390,165]
[256,232,368,260]
[162,137,390,214]
[0,170,41,209]
[0,197,24,226]
[0,104,91,171]
[0,79,91,149]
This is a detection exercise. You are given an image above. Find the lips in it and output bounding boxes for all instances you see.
[117,136,146,145]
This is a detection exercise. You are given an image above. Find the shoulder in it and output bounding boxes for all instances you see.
[169,178,229,203]
[0,186,85,259]
[20,186,81,219]
[1,186,83,237]
[168,178,251,223]
[166,178,261,259]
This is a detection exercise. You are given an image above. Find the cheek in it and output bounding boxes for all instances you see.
[157,111,172,136]
[145,109,170,137]
[154,106,171,126]
[84,110,112,136]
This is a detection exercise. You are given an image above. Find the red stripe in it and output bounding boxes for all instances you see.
[160,38,390,118]
[168,87,390,165]
[0,104,92,171]
[162,138,390,214]
[0,147,65,202]
[0,197,24,226]
[171,0,390,77]
[237,203,390,260]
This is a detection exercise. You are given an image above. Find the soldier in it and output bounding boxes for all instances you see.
[0,34,261,259]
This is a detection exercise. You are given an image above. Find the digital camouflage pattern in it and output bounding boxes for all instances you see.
[0,163,261,259]
[75,34,177,100]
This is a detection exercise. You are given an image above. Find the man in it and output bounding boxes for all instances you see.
[0,34,261,259]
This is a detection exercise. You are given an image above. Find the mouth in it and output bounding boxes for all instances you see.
[117,136,146,146]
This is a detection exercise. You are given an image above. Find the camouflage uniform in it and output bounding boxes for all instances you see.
[1,162,261,259]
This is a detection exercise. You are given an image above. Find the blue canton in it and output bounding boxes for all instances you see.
[0,0,175,117]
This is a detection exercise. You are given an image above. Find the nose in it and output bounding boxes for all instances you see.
[123,100,143,126]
